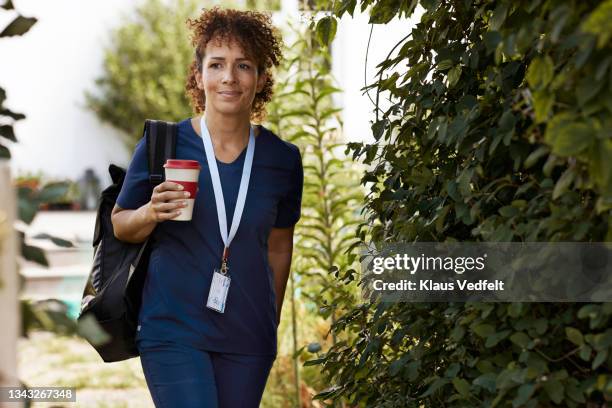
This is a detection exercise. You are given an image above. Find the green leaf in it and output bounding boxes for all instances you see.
[303,357,326,366]
[389,357,405,376]
[486,330,511,347]
[592,329,612,350]
[420,377,449,397]
[448,65,462,87]
[581,0,612,48]
[512,383,535,407]
[490,3,509,31]
[316,16,337,47]
[566,381,586,403]
[18,196,39,224]
[592,349,608,369]
[447,180,460,201]
[526,56,554,89]
[524,146,549,169]
[0,143,10,159]
[292,345,306,359]
[335,0,357,17]
[472,323,495,338]
[507,303,524,317]
[0,16,37,37]
[1,0,14,10]
[533,90,554,123]
[452,377,471,397]
[437,59,453,70]
[406,361,419,381]
[483,31,502,53]
[38,182,70,203]
[0,107,26,120]
[21,243,48,266]
[498,110,516,133]
[445,363,460,378]
[579,345,592,361]
[545,115,594,157]
[474,373,497,393]
[499,206,519,218]
[369,0,403,24]
[595,56,612,81]
[589,140,612,198]
[533,318,548,335]
[576,76,604,106]
[553,168,575,200]
[0,125,16,142]
[31,233,75,248]
[543,379,564,404]
[565,327,584,346]
[510,332,531,348]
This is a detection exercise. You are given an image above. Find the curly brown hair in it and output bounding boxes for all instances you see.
[185,7,283,122]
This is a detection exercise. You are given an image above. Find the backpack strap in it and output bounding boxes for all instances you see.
[144,120,177,187]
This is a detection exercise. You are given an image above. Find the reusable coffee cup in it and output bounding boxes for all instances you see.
[163,159,201,221]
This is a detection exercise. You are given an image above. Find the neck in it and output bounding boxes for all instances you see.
[202,111,251,145]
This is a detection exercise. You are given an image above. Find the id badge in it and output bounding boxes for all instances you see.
[206,269,230,313]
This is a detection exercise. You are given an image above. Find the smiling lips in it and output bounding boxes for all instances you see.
[219,91,241,97]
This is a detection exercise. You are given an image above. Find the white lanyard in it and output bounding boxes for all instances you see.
[200,116,255,266]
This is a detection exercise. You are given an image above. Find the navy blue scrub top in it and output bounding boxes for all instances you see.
[116,118,303,357]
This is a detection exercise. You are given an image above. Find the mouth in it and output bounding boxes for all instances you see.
[218,91,242,97]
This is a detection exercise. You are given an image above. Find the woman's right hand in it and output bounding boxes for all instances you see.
[146,181,190,223]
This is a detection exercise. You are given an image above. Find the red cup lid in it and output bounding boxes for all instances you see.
[164,159,201,169]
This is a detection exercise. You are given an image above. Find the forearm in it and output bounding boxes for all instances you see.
[112,203,157,244]
[268,248,293,325]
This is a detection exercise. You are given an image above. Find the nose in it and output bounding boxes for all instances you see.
[222,66,237,84]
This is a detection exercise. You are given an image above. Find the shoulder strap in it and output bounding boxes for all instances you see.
[144,120,177,187]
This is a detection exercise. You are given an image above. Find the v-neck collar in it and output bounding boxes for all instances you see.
[187,118,264,166]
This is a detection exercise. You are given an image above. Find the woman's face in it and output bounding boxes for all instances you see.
[196,37,266,117]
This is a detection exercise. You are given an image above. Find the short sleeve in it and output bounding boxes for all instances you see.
[116,136,152,210]
[273,147,303,228]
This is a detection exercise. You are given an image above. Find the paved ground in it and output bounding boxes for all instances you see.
[18,331,154,408]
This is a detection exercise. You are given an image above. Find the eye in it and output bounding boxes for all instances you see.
[209,63,221,69]
[239,63,251,70]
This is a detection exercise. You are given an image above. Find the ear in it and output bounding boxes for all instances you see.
[195,71,204,90]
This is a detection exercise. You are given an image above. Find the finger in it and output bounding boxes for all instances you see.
[164,181,184,191]
[158,209,182,221]
[155,181,183,193]
[155,201,185,212]
[151,183,168,203]
[159,190,191,202]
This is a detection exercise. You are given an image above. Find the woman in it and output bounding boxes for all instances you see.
[111,7,302,407]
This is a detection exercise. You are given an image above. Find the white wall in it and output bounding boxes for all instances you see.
[0,0,420,188]
[332,7,422,145]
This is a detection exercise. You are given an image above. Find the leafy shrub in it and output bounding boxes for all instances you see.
[310,0,612,406]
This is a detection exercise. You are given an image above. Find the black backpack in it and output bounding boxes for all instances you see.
[77,120,177,362]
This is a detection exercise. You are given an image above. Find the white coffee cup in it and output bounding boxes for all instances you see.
[163,159,201,221]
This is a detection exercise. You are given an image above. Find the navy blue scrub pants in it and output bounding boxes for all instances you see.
[137,340,276,408]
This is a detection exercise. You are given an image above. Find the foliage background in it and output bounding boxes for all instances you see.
[307,0,612,406]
